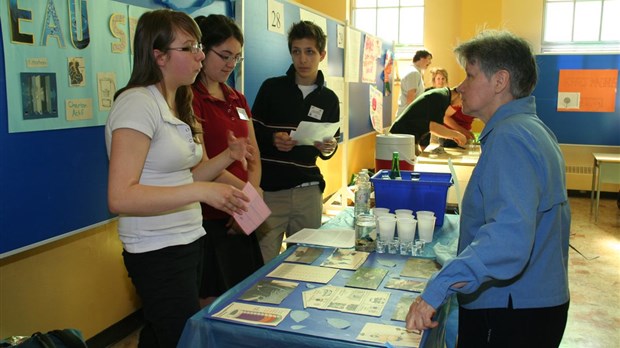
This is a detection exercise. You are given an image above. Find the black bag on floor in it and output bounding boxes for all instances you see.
[4,329,87,348]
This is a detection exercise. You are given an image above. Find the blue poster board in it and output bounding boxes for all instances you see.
[243,0,345,108]
[0,0,228,257]
[533,54,620,145]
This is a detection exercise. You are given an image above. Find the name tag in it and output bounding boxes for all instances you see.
[308,105,324,120]
[236,107,249,120]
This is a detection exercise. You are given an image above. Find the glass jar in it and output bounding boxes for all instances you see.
[355,213,376,252]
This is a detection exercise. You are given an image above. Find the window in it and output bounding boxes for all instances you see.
[351,0,424,45]
[543,0,620,52]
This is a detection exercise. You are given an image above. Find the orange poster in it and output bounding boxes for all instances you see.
[557,69,618,112]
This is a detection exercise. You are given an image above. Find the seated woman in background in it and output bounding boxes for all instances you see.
[425,67,449,91]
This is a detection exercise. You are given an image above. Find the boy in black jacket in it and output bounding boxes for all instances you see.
[252,21,340,262]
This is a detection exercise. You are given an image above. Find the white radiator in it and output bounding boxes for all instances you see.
[562,144,620,192]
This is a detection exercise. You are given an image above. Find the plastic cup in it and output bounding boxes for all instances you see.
[376,239,387,253]
[388,239,399,254]
[396,217,417,243]
[377,215,397,241]
[416,210,435,219]
[375,212,395,224]
[373,207,390,216]
[417,215,436,243]
[400,240,413,256]
[395,209,413,217]
[413,240,425,256]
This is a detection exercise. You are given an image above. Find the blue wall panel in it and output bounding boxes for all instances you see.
[533,54,620,146]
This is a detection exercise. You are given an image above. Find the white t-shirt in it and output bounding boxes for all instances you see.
[297,84,318,99]
[396,67,425,116]
[105,85,206,253]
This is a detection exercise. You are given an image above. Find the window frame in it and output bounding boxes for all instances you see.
[542,0,620,53]
[350,0,425,45]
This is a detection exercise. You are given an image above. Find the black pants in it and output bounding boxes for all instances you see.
[123,238,203,348]
[200,219,264,298]
[457,300,569,348]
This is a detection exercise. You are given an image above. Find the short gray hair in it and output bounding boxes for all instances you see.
[454,30,537,99]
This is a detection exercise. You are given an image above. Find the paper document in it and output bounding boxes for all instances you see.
[302,285,390,317]
[284,228,355,248]
[212,302,290,327]
[357,323,421,347]
[267,263,338,283]
[320,249,369,270]
[233,182,271,235]
[290,121,340,146]
[400,258,441,279]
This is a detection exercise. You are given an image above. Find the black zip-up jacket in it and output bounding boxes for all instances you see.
[252,65,340,192]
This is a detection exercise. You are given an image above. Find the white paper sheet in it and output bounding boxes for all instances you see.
[267,263,338,283]
[345,28,361,83]
[212,302,291,327]
[290,121,340,146]
[284,228,355,248]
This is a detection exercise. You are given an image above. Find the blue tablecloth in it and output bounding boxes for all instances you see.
[178,212,460,348]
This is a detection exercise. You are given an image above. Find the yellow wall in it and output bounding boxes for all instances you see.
[501,0,544,53]
[317,133,378,198]
[0,0,548,340]
[422,0,543,85]
[423,0,464,87]
[0,221,139,339]
[296,0,347,21]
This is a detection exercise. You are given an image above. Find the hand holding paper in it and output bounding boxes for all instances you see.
[290,121,340,146]
[273,131,296,152]
[314,137,337,154]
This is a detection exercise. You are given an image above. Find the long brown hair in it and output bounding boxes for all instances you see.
[115,9,202,137]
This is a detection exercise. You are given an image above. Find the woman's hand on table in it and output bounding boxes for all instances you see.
[405,296,438,332]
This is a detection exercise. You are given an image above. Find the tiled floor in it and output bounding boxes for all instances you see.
[108,192,620,348]
[558,192,620,347]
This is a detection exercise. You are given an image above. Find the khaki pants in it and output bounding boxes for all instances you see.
[257,185,322,263]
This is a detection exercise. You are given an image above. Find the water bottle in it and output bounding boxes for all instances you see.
[354,169,371,223]
[390,152,401,179]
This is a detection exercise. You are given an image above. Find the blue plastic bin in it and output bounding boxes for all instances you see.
[371,170,453,226]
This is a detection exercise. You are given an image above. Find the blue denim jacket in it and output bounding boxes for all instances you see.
[423,96,571,310]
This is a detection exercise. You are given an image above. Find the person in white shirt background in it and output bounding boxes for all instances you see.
[396,49,432,116]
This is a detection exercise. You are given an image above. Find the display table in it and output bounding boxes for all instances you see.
[589,153,620,221]
[178,213,460,348]
[416,143,480,167]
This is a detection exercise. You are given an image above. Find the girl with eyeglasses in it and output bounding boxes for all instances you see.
[105,9,251,347]
[191,14,264,308]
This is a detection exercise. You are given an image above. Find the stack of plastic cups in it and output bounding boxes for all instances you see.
[376,214,397,254]
[395,209,413,217]
[416,210,436,244]
[372,207,390,253]
[396,216,417,255]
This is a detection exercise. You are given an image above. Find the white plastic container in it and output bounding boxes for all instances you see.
[375,134,416,171]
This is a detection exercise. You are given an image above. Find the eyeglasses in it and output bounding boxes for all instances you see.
[209,49,244,65]
[168,42,204,54]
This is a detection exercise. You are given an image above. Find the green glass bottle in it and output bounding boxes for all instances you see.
[390,151,401,179]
